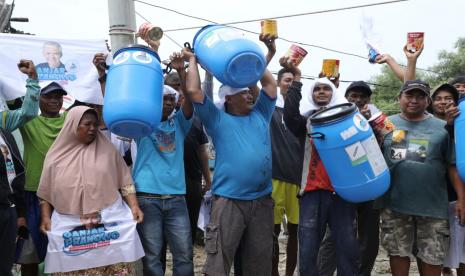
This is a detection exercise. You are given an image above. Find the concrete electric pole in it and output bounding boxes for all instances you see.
[108,0,137,53]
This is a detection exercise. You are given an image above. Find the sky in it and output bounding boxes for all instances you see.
[9,0,465,97]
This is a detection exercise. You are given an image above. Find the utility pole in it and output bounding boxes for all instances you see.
[1,0,30,34]
[108,0,136,53]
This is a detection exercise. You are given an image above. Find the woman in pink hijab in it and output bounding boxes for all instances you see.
[37,106,144,275]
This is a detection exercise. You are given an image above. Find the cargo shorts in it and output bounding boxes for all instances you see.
[202,195,274,276]
[380,208,449,266]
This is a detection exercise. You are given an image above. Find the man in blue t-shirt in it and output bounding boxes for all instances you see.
[184,47,277,275]
[132,54,194,275]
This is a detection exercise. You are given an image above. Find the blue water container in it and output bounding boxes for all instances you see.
[103,45,163,138]
[455,97,465,182]
[309,103,390,202]
[192,25,266,88]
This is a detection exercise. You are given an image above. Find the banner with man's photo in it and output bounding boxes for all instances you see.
[44,196,144,273]
[0,34,109,106]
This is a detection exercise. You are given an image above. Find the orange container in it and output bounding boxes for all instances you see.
[322,59,340,78]
[407,32,424,53]
[260,19,278,37]
[369,112,395,143]
[285,44,308,66]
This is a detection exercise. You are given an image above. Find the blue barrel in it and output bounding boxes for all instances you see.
[455,97,465,182]
[192,25,266,88]
[103,45,163,138]
[309,103,390,202]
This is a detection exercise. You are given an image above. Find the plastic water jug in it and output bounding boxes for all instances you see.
[192,25,266,88]
[309,103,390,202]
[455,97,465,181]
[103,45,163,138]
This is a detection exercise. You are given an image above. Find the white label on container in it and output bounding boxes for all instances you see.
[361,134,388,177]
[132,51,153,64]
[345,141,368,166]
[340,126,359,141]
[353,113,370,131]
[204,32,220,48]
[216,28,244,42]
[113,52,130,65]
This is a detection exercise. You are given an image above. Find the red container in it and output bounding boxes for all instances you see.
[285,44,308,66]
[407,32,424,53]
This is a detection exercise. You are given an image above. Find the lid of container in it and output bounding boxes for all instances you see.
[310,103,357,125]
[113,44,161,62]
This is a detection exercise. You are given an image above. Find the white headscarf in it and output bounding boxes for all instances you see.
[217,85,248,108]
[307,78,347,111]
[163,85,179,102]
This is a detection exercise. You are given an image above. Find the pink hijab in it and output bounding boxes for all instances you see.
[37,106,133,215]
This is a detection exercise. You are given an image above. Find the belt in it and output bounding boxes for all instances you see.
[136,192,182,199]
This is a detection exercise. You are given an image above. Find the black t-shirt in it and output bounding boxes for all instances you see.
[183,116,209,181]
[270,107,304,185]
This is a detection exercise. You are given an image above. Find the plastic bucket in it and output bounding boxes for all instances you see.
[309,103,390,202]
[192,25,266,88]
[455,97,465,181]
[103,45,163,138]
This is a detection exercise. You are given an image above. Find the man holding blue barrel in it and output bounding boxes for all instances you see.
[132,52,195,276]
[282,57,360,276]
[184,42,277,275]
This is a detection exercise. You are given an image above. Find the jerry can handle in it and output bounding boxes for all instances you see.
[308,132,325,140]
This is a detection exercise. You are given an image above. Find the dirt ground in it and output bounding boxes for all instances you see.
[161,234,421,276]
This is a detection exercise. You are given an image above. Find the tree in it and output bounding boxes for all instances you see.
[428,37,465,84]
[369,65,403,115]
[369,37,465,115]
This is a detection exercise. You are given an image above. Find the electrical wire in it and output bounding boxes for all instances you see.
[135,0,408,31]
[134,0,439,74]
[135,11,184,48]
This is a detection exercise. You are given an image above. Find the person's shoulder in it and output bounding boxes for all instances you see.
[427,115,447,127]
[35,62,49,69]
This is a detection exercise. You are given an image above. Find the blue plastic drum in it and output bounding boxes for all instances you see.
[103,45,163,138]
[192,25,266,88]
[455,97,465,181]
[309,103,390,202]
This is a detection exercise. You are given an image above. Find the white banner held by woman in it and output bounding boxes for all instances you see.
[44,195,144,273]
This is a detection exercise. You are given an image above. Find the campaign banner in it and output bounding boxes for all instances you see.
[44,196,144,273]
[0,34,109,105]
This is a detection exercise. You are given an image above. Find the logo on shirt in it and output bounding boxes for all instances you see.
[153,131,176,153]
[389,129,429,163]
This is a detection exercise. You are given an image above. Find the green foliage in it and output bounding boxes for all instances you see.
[369,37,465,115]
[369,65,402,115]
[429,37,465,83]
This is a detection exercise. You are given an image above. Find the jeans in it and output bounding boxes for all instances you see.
[137,196,193,276]
[299,190,359,276]
[0,206,16,276]
[318,201,380,276]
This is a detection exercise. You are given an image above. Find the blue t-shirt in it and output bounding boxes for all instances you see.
[194,90,276,200]
[133,110,192,195]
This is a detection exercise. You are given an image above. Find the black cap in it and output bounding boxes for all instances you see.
[431,83,459,103]
[449,76,465,86]
[345,81,372,97]
[40,82,67,96]
[400,80,430,96]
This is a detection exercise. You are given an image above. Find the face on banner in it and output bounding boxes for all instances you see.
[0,34,109,105]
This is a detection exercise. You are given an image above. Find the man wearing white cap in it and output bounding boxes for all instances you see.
[282,58,360,275]
[184,46,277,275]
[132,52,195,275]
